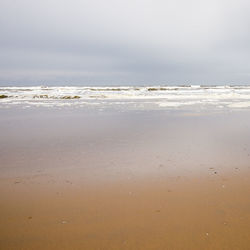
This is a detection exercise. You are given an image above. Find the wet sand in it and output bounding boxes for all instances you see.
[1,108,250,249]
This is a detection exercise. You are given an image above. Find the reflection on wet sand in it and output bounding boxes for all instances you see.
[0,108,250,249]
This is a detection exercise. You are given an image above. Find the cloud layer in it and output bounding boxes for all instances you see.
[1,0,250,85]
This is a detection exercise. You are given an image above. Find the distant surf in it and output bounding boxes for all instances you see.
[1,85,250,110]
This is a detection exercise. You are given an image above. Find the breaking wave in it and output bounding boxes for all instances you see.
[1,85,250,110]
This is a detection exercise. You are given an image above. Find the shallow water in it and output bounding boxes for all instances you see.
[0,107,250,181]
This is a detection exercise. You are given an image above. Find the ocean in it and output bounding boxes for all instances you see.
[1,85,250,110]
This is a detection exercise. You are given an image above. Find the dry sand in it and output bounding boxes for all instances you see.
[1,108,250,249]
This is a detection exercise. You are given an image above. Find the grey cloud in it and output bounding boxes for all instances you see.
[0,0,250,85]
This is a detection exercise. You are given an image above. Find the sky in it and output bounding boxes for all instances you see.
[0,0,250,86]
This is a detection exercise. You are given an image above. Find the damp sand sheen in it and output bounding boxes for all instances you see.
[1,86,250,249]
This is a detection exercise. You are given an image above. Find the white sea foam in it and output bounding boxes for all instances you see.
[1,85,250,110]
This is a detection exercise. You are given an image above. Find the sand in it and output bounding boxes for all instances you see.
[1,108,250,249]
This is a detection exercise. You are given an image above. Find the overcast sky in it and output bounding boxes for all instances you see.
[0,0,250,86]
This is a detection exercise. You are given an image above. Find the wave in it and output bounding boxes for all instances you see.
[1,85,250,109]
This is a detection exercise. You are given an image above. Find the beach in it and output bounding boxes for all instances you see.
[0,102,250,249]
[1,0,250,247]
